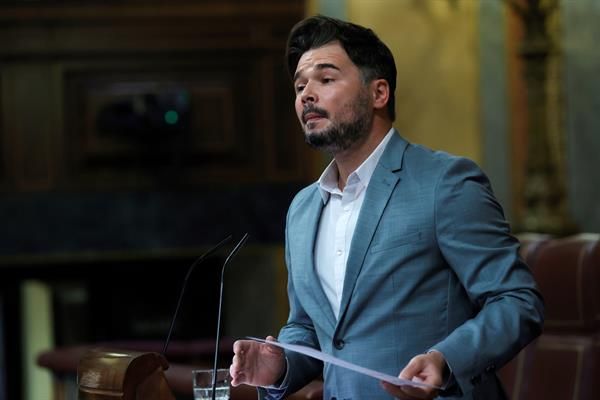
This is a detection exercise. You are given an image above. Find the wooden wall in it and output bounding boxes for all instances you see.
[0,0,314,193]
[0,2,309,399]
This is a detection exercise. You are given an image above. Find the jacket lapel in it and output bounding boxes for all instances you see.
[336,132,408,326]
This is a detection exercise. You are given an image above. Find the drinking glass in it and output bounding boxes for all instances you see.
[192,368,230,400]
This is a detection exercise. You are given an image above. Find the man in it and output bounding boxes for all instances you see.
[230,15,544,400]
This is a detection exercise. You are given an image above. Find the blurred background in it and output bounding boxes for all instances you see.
[0,0,598,399]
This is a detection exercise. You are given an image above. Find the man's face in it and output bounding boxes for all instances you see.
[293,42,373,153]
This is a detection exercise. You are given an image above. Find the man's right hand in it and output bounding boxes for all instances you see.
[229,336,286,388]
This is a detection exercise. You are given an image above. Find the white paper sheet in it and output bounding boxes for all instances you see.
[246,337,438,389]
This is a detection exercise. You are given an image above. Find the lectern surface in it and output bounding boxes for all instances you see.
[78,348,175,400]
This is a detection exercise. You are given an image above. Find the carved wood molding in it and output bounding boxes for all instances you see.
[0,1,304,57]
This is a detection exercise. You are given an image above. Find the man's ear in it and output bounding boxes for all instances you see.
[371,79,390,111]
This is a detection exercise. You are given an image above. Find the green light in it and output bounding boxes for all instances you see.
[164,110,179,125]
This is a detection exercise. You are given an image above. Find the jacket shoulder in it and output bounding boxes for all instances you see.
[402,142,486,181]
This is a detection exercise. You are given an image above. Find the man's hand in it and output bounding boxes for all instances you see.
[229,336,286,388]
[380,351,446,400]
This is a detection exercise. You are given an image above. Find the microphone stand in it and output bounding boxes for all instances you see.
[211,233,249,400]
[162,235,233,355]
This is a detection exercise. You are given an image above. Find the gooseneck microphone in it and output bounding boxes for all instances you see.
[211,233,249,400]
[162,235,233,355]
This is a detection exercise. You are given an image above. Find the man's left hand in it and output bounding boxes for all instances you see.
[380,351,446,400]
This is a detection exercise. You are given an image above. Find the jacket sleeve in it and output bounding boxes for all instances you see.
[431,157,544,396]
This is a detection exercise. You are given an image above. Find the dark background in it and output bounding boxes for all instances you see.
[0,1,316,398]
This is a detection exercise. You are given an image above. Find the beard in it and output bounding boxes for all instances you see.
[302,89,373,154]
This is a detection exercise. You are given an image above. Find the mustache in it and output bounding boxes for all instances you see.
[302,106,328,123]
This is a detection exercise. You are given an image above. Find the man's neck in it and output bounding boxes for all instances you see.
[334,122,392,190]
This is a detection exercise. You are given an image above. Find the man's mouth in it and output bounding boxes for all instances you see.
[302,108,328,124]
[304,113,324,122]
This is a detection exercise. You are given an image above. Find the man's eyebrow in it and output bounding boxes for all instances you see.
[293,63,341,82]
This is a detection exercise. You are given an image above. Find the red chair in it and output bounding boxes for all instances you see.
[501,234,600,400]
[498,233,552,398]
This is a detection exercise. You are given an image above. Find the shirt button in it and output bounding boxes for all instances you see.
[334,339,345,350]
[336,250,342,256]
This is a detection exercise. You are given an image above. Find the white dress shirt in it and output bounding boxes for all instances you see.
[314,129,395,319]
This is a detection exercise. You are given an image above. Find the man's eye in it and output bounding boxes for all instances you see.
[295,84,305,93]
[322,78,334,84]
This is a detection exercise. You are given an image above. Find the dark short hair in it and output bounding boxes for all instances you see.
[285,15,397,121]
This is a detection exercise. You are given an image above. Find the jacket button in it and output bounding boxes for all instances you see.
[470,375,481,385]
[485,365,495,373]
[334,339,345,350]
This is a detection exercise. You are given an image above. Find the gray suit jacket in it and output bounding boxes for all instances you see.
[265,131,543,399]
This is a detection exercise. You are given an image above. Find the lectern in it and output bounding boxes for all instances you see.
[78,348,175,400]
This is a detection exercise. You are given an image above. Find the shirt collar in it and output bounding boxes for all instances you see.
[317,128,396,204]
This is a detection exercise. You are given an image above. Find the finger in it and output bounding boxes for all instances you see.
[229,364,239,386]
[399,355,425,380]
[230,369,246,387]
[265,336,279,350]
[230,351,249,386]
[380,381,419,400]
[233,339,250,355]
[263,336,284,357]
[396,384,432,399]
[231,354,242,367]
[393,378,438,400]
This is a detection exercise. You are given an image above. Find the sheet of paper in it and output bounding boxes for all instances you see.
[246,337,438,390]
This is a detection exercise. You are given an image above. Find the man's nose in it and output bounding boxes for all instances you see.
[300,82,317,104]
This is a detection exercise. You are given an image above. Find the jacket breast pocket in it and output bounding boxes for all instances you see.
[370,231,422,253]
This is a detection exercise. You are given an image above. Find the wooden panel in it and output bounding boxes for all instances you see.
[0,65,61,190]
[0,5,307,400]
[0,2,304,56]
[0,0,313,190]
[62,58,261,187]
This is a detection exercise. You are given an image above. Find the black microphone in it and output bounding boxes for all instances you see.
[162,235,233,355]
[211,233,249,400]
